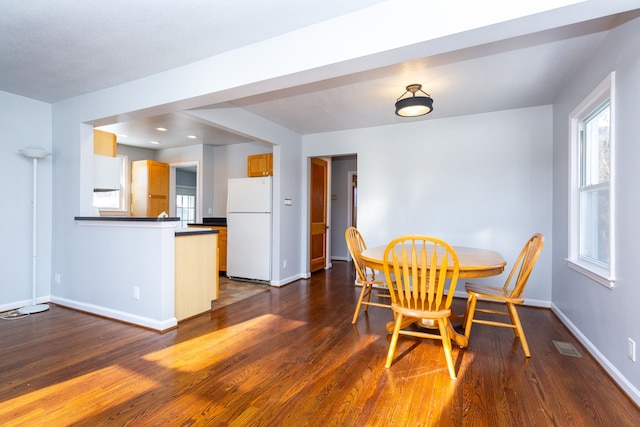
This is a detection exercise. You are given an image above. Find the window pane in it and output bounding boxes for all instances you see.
[579,187,610,265]
[581,105,610,186]
[93,190,120,208]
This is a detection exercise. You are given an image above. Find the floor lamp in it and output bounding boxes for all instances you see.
[18,146,51,315]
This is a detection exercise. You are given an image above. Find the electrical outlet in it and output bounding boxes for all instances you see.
[55,273,61,284]
[133,286,140,300]
[628,338,636,362]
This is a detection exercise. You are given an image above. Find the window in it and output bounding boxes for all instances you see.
[568,73,615,287]
[176,188,196,228]
[93,155,128,214]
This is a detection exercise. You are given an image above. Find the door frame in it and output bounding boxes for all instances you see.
[309,157,331,273]
[347,171,357,229]
[169,161,202,224]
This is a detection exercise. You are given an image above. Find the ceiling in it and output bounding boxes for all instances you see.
[2,1,639,150]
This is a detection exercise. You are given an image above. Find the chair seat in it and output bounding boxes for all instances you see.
[391,303,450,320]
[358,273,385,287]
[465,282,524,303]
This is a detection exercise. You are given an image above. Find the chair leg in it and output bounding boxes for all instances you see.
[363,285,372,312]
[507,303,530,357]
[463,294,478,340]
[385,313,403,368]
[352,284,369,324]
[438,319,457,380]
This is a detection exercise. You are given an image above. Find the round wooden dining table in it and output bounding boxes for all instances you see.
[360,244,506,347]
[361,244,506,279]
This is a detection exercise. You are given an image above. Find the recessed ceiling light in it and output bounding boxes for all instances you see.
[118,134,128,138]
[187,135,197,139]
[150,141,161,145]
[156,127,167,132]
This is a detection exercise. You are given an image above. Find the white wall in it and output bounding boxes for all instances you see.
[303,106,553,303]
[0,91,52,311]
[552,15,640,401]
[212,142,272,217]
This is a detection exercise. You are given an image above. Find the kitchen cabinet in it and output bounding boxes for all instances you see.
[94,129,117,157]
[131,160,169,217]
[188,225,227,272]
[175,230,218,321]
[247,153,273,177]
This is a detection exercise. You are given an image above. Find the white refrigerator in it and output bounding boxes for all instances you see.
[226,176,272,283]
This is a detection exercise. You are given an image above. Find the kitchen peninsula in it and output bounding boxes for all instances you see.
[187,217,227,273]
[60,217,218,331]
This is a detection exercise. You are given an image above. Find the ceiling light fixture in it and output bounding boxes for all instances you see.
[150,141,161,145]
[156,127,167,132]
[395,84,433,117]
[187,135,197,139]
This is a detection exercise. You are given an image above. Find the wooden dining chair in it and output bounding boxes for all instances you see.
[345,227,391,324]
[382,235,462,380]
[463,233,545,357]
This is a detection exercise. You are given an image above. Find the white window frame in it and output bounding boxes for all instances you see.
[93,154,129,216]
[176,187,196,228]
[567,72,615,288]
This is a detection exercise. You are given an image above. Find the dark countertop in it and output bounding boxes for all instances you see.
[175,228,219,236]
[189,217,227,227]
[75,216,180,222]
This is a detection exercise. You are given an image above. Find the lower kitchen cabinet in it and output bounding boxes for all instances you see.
[175,231,219,322]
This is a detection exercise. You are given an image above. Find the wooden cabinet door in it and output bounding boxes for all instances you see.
[93,130,116,157]
[131,160,169,217]
[247,153,273,177]
[187,225,227,272]
[147,161,169,216]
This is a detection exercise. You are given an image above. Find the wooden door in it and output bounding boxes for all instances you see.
[309,158,328,272]
[148,161,169,216]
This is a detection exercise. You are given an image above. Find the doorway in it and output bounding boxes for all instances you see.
[308,155,357,271]
[309,157,328,273]
[170,162,201,226]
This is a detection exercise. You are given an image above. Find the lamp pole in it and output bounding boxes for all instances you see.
[18,147,51,315]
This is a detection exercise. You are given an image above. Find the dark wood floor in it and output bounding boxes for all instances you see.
[1,262,638,426]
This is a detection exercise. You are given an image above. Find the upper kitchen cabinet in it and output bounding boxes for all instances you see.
[247,153,272,177]
[93,129,117,157]
[131,160,169,217]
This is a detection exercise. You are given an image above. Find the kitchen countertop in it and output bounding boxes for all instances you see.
[75,216,181,222]
[189,217,227,227]
[175,228,219,235]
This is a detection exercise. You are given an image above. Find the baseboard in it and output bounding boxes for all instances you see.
[50,296,177,332]
[551,303,640,407]
[270,273,305,287]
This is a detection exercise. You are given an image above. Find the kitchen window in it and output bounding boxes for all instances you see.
[176,188,196,228]
[568,72,615,288]
[93,155,128,214]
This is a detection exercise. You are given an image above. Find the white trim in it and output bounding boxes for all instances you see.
[567,72,616,288]
[552,303,640,407]
[170,161,202,223]
[566,258,615,288]
[50,296,177,332]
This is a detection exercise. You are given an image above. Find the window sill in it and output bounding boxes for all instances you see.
[96,209,130,217]
[566,258,615,289]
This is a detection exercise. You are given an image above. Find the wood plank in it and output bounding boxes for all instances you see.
[0,261,638,425]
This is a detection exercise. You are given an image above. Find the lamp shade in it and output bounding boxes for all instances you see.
[19,146,51,159]
[395,84,434,117]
